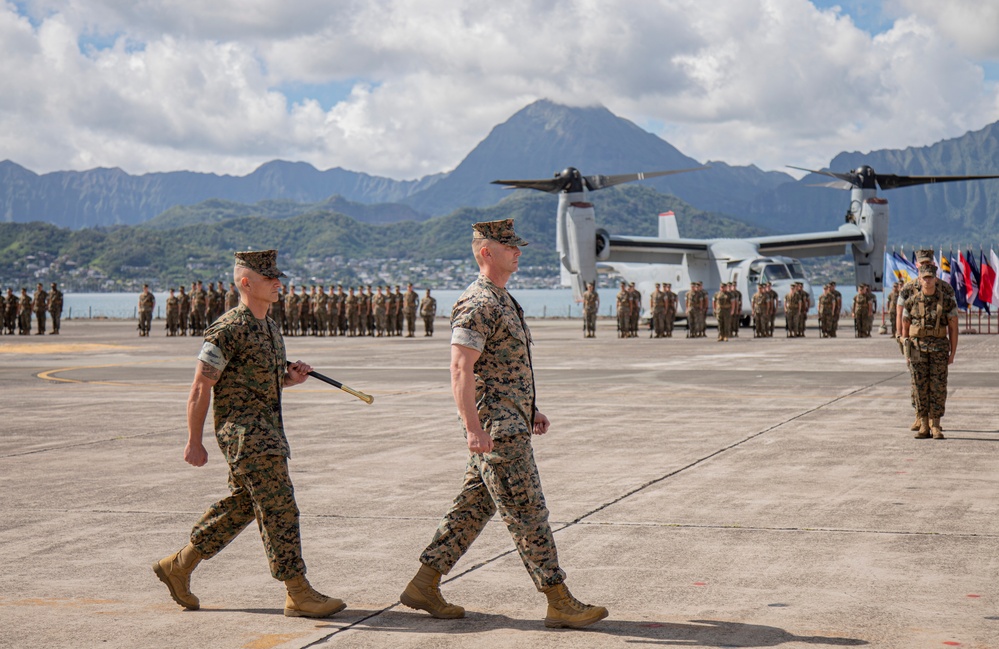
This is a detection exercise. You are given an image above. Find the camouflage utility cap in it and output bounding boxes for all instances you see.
[919,265,937,277]
[472,218,529,246]
[234,249,286,279]
[914,249,935,264]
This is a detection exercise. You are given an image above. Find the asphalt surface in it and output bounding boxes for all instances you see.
[1,318,997,649]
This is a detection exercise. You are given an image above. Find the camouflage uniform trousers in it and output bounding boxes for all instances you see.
[651,309,665,337]
[583,309,597,336]
[753,310,768,337]
[423,315,435,336]
[190,454,305,581]
[138,309,153,335]
[716,311,731,339]
[419,434,565,591]
[910,341,949,419]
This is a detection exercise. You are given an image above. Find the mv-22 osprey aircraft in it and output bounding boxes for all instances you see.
[493,165,999,320]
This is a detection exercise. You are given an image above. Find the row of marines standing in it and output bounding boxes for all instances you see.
[161,281,439,338]
[1,282,63,335]
[160,281,239,337]
[271,283,437,338]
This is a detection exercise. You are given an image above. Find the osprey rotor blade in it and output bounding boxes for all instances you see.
[583,167,708,191]
[874,172,999,190]
[490,177,567,193]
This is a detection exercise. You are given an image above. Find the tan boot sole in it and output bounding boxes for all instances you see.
[399,590,465,619]
[152,560,199,610]
[544,607,609,629]
[284,601,346,618]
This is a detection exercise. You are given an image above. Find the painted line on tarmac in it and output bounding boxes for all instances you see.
[36,359,181,388]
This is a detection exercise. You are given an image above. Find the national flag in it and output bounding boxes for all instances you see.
[965,249,987,311]
[991,249,999,307]
[979,250,995,312]
[884,250,916,291]
[952,250,968,310]
[964,248,983,308]
[938,250,952,284]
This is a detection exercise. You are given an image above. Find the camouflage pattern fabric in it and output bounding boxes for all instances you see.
[198,303,290,465]
[450,274,536,438]
[421,273,564,591]
[751,292,769,337]
[817,292,835,337]
[404,289,419,336]
[713,290,732,339]
[190,454,305,581]
[419,434,565,591]
[582,287,598,336]
[420,295,437,336]
[166,295,179,335]
[903,289,957,418]
[650,289,666,337]
[615,289,629,336]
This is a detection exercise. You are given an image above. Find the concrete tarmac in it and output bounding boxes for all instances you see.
[1,319,997,649]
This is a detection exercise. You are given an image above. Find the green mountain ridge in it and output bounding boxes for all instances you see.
[0,185,766,289]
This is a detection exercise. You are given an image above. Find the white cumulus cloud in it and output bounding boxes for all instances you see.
[1,0,997,179]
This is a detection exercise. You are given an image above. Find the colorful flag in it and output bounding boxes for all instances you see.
[884,250,916,291]
[979,250,995,312]
[965,248,984,309]
[991,249,999,307]
[938,250,952,284]
[952,250,968,310]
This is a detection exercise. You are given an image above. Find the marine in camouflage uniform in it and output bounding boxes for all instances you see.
[663,283,677,337]
[627,283,641,337]
[271,285,286,333]
[817,284,835,337]
[394,286,405,336]
[137,284,155,337]
[650,283,666,338]
[166,288,180,336]
[48,282,63,334]
[373,286,388,335]
[32,283,48,335]
[298,286,311,336]
[404,283,419,337]
[18,288,32,335]
[345,288,359,336]
[729,284,742,337]
[314,286,328,336]
[581,282,599,338]
[284,285,299,336]
[829,281,842,337]
[326,286,339,336]
[225,282,240,312]
[402,219,608,629]
[895,251,957,431]
[178,286,190,336]
[901,265,958,439]
[751,283,769,338]
[420,288,437,336]
[154,249,345,619]
[853,285,872,337]
[3,288,16,334]
[713,284,732,341]
[783,285,798,337]
[615,282,630,338]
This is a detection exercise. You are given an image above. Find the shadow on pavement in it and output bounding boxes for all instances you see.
[324,610,868,647]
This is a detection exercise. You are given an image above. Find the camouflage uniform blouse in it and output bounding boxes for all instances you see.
[903,290,958,352]
[450,274,536,439]
[197,304,290,465]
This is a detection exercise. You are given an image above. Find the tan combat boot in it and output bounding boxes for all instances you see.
[930,418,945,440]
[399,564,465,619]
[283,575,346,618]
[153,543,202,610]
[910,416,921,432]
[542,583,609,629]
[914,416,930,439]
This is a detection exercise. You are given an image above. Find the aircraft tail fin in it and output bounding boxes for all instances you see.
[659,211,679,239]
